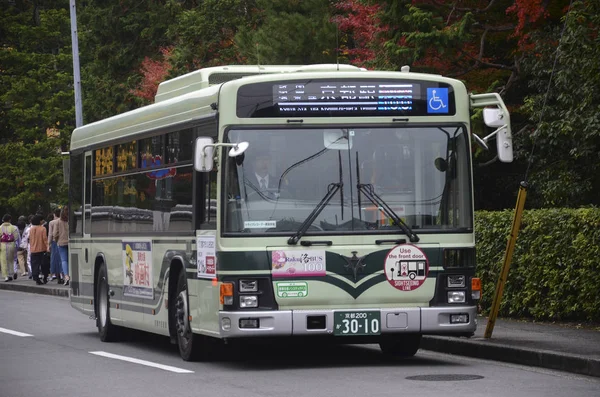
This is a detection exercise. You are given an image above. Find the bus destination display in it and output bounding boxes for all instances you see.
[236,79,455,118]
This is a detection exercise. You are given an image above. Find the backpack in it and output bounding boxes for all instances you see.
[1,226,15,243]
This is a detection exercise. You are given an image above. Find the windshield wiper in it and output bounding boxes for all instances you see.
[357,183,420,243]
[288,182,342,245]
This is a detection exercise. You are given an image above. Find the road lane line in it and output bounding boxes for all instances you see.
[0,327,34,337]
[89,351,194,373]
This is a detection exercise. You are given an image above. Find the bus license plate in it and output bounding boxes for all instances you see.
[334,311,381,336]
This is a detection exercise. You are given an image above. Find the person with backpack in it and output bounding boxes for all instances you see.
[0,214,20,282]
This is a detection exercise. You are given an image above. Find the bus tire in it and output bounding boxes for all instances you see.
[173,269,209,361]
[379,334,421,357]
[96,263,120,342]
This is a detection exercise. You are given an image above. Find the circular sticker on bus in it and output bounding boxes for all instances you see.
[384,245,429,291]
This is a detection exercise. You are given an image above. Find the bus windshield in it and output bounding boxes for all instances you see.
[223,125,472,236]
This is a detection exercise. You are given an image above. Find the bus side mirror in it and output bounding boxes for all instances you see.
[194,137,215,172]
[483,108,513,163]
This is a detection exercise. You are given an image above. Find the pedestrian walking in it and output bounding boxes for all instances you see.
[29,214,49,285]
[54,207,69,286]
[16,215,29,276]
[20,215,33,279]
[48,208,63,284]
[0,214,20,282]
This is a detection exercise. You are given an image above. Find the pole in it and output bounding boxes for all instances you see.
[70,0,83,127]
[484,181,528,338]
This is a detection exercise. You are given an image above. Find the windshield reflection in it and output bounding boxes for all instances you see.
[223,126,471,235]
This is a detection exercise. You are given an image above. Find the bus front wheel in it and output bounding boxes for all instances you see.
[379,334,421,357]
[173,270,210,361]
[96,263,120,342]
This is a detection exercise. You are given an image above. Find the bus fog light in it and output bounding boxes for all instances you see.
[471,290,481,300]
[450,314,469,324]
[240,295,258,308]
[224,296,234,306]
[221,317,231,331]
[447,291,466,303]
[239,318,259,329]
[239,279,258,292]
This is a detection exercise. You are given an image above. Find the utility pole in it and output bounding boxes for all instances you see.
[69,0,83,127]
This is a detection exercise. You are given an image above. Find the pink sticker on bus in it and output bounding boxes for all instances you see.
[384,244,429,291]
[271,250,326,278]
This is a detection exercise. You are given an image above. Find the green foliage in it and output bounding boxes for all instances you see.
[0,1,71,216]
[0,140,66,216]
[78,0,181,121]
[476,208,600,322]
[166,0,254,73]
[519,0,600,207]
[235,0,338,65]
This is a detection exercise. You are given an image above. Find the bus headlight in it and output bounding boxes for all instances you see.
[447,275,466,288]
[447,291,466,303]
[239,279,258,292]
[240,295,258,308]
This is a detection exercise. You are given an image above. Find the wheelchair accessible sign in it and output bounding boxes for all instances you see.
[427,88,449,114]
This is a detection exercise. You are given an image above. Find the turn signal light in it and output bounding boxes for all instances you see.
[471,277,481,300]
[220,282,234,305]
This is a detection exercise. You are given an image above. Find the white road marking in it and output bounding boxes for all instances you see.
[89,351,194,373]
[0,327,34,337]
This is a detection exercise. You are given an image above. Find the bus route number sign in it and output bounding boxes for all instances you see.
[334,311,381,336]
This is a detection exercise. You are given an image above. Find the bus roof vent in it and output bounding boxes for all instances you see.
[401,65,410,72]
[155,64,364,103]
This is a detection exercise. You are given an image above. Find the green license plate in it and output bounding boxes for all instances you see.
[334,311,381,336]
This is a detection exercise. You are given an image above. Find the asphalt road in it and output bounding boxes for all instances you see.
[1,290,599,397]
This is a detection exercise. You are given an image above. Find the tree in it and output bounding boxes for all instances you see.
[0,0,71,215]
[78,0,181,121]
[235,0,339,65]
[520,0,600,207]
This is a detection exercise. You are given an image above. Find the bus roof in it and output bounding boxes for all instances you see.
[154,64,365,103]
[70,64,468,152]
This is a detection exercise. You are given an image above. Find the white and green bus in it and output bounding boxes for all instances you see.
[68,64,513,361]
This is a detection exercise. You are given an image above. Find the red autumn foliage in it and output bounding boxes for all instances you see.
[130,46,174,102]
[333,1,386,66]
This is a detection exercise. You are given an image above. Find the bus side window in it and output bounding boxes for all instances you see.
[197,169,217,230]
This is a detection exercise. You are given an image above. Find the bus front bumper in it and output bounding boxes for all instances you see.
[218,306,477,338]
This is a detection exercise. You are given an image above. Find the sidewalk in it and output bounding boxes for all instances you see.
[422,316,600,378]
[0,274,69,297]
[1,279,598,377]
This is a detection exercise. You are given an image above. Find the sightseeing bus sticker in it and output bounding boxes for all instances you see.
[276,281,308,298]
[383,244,429,291]
[122,241,154,299]
[271,250,326,278]
[197,235,216,279]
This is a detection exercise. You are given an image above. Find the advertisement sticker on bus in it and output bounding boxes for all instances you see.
[197,235,216,279]
[383,244,429,291]
[271,250,326,278]
[122,241,154,299]
[276,281,308,298]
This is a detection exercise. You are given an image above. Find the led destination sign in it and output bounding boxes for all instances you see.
[236,79,455,118]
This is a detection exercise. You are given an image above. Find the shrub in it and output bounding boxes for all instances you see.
[475,208,600,322]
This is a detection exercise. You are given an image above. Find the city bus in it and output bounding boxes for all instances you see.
[68,64,513,361]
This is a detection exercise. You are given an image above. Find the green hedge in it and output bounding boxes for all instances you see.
[475,208,600,322]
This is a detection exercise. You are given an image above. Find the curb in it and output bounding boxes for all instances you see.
[0,282,69,298]
[421,335,600,378]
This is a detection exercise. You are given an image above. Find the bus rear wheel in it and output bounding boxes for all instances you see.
[96,263,120,342]
[379,334,421,357]
[173,270,210,361]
